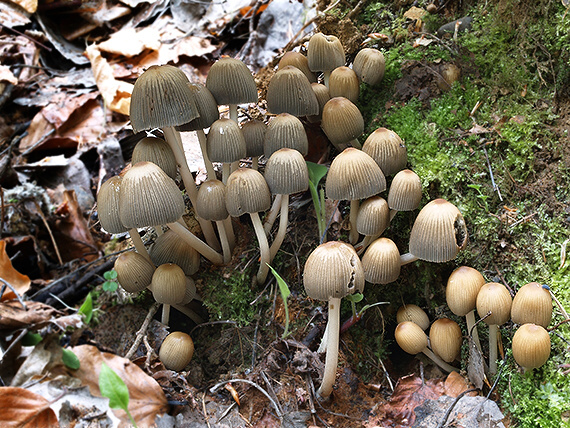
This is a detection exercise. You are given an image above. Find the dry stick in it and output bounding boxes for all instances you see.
[196,129,217,180]
[483,146,503,201]
[0,328,28,365]
[33,201,63,265]
[263,194,283,235]
[0,277,27,309]
[436,388,479,428]
[125,302,160,360]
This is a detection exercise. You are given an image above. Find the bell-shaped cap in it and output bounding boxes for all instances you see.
[408,199,467,262]
[303,241,364,301]
[326,147,386,200]
[356,196,390,236]
[119,161,184,228]
[177,83,220,131]
[512,323,551,370]
[196,179,229,221]
[159,332,195,371]
[353,48,385,86]
[446,266,485,316]
[429,318,462,363]
[205,57,257,106]
[388,169,422,211]
[97,175,128,234]
[151,263,187,305]
[511,282,552,328]
[476,282,512,325]
[321,97,364,148]
[149,229,201,276]
[226,168,271,217]
[130,64,199,133]
[362,127,407,176]
[329,66,359,103]
[395,321,428,355]
[132,137,177,180]
[264,148,309,195]
[206,118,247,163]
[241,119,267,158]
[307,33,345,72]
[266,66,319,117]
[396,304,430,330]
[361,237,400,284]
[278,51,316,83]
[307,83,331,123]
[264,113,308,158]
[114,250,155,293]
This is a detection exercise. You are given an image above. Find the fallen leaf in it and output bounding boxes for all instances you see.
[467,336,486,390]
[413,36,433,47]
[0,65,18,85]
[444,371,474,397]
[0,387,58,427]
[98,26,161,58]
[0,240,31,301]
[0,300,61,331]
[404,6,427,20]
[70,345,169,426]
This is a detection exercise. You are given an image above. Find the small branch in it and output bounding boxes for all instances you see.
[436,388,479,428]
[483,146,502,201]
[125,302,160,360]
[0,277,27,309]
[210,379,283,420]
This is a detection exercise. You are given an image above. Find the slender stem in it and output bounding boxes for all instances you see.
[356,233,380,256]
[128,228,152,263]
[389,209,398,222]
[197,129,216,180]
[269,194,289,262]
[161,304,171,325]
[172,304,205,324]
[167,221,223,265]
[317,297,341,399]
[317,320,329,353]
[216,220,232,264]
[222,217,236,251]
[400,252,419,266]
[222,163,231,184]
[323,71,331,89]
[422,348,459,372]
[349,199,360,244]
[252,156,259,170]
[264,194,283,235]
[465,310,482,353]
[489,324,499,374]
[250,212,270,284]
[229,104,238,123]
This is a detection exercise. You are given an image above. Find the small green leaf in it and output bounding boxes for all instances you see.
[306,161,328,187]
[102,281,118,292]
[268,264,291,338]
[346,293,364,303]
[104,270,118,281]
[99,362,130,411]
[21,332,42,347]
[78,292,93,324]
[62,348,81,370]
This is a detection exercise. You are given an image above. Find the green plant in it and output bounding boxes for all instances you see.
[268,264,291,338]
[306,161,328,242]
[99,362,137,427]
[62,348,80,370]
[78,292,94,324]
[466,183,489,212]
[102,270,118,292]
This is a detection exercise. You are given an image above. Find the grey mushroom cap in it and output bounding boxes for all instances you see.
[387,169,422,211]
[362,127,407,176]
[307,33,345,73]
[129,64,199,133]
[266,66,319,117]
[205,57,258,106]
[149,230,201,276]
[176,83,220,131]
[353,48,385,86]
[264,113,309,158]
[226,168,271,217]
[97,175,128,234]
[278,51,317,83]
[132,137,178,180]
[241,119,267,158]
[356,196,390,236]
[361,237,401,284]
[264,148,309,195]
[196,179,229,221]
[114,250,156,293]
[321,97,364,147]
[328,66,360,104]
[206,118,247,163]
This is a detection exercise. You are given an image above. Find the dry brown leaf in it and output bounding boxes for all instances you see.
[444,371,474,398]
[0,65,18,85]
[98,27,161,58]
[0,240,31,301]
[70,345,168,426]
[0,300,61,331]
[0,387,58,427]
[8,0,36,13]
[403,6,427,20]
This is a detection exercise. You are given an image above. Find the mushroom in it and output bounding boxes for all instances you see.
[264,148,309,262]
[307,33,345,87]
[361,237,400,285]
[226,168,272,284]
[151,263,187,325]
[512,323,551,371]
[264,113,309,158]
[429,318,463,363]
[511,282,553,328]
[241,119,267,170]
[149,229,201,276]
[396,304,430,331]
[321,97,364,150]
[476,282,513,374]
[395,321,458,372]
[355,196,390,253]
[352,48,385,86]
[325,148,386,244]
[159,332,194,371]
[303,241,364,399]
[206,118,247,183]
[328,66,360,104]
[114,250,155,293]
[387,169,422,221]
[307,83,331,123]
[362,127,407,177]
[266,66,319,117]
[131,137,177,180]
[278,51,317,83]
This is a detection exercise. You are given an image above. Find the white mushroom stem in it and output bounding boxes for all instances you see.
[128,228,152,262]
[216,220,232,264]
[167,220,223,265]
[252,156,259,170]
[172,303,205,324]
[197,129,217,180]
[422,348,459,373]
[356,233,381,256]
[222,163,231,184]
[317,297,341,399]
[223,217,236,251]
[489,324,499,374]
[465,309,482,353]
[162,126,220,251]
[269,194,289,262]
[250,212,270,284]
[317,320,330,353]
[264,194,283,235]
[349,199,360,245]
[389,209,398,222]
[161,304,171,325]
[400,252,419,266]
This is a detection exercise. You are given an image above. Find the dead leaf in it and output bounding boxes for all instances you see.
[0,240,31,301]
[413,36,434,47]
[404,6,427,20]
[0,387,58,427]
[11,334,67,387]
[467,336,486,390]
[0,300,61,331]
[70,345,169,426]
[444,371,475,398]
[0,65,18,85]
[0,2,31,27]
[98,27,161,57]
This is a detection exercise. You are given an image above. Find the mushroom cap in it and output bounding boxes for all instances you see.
[396,304,430,330]
[476,282,512,325]
[307,83,331,123]
[241,119,267,158]
[130,64,199,133]
[357,196,390,236]
[114,250,155,293]
[119,162,184,228]
[325,147,386,200]
[264,148,309,195]
[353,48,385,86]
[266,66,319,117]
[196,179,229,221]
[206,118,247,163]
[132,137,178,180]
[226,168,271,217]
[159,332,195,371]
[512,323,551,370]
[361,237,401,284]
[180,276,198,305]
[395,321,428,355]
[446,266,486,316]
[149,229,201,276]
[176,83,220,131]
[151,263,187,305]
[328,66,360,104]
[408,199,468,263]
[307,33,345,72]
[97,175,128,234]
[321,97,364,147]
[511,282,552,328]
[264,113,309,158]
[387,169,422,211]
[303,241,364,301]
[205,57,258,106]
[278,51,316,83]
[429,318,463,363]
[362,127,407,176]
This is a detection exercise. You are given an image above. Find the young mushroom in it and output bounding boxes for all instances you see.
[149,229,201,276]
[131,137,177,181]
[241,119,267,170]
[387,169,422,221]
[278,51,316,83]
[511,323,551,371]
[206,118,247,183]
[396,304,430,331]
[321,97,365,150]
[362,127,407,177]
[429,318,463,363]
[361,237,401,285]
[328,66,360,104]
[151,263,187,325]
[352,48,386,86]
[511,282,553,328]
[266,65,319,117]
[114,250,155,293]
[355,196,390,253]
[159,332,195,371]
[307,33,345,87]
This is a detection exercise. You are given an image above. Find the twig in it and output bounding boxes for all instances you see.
[508,211,537,229]
[486,353,509,398]
[0,277,27,309]
[125,302,160,360]
[32,200,63,265]
[260,371,283,416]
[436,388,479,428]
[0,329,28,365]
[250,310,261,371]
[482,146,503,201]
[378,354,394,392]
[143,335,156,369]
[493,264,515,296]
[559,239,568,269]
[189,320,237,336]
[201,392,212,428]
[548,319,570,332]
[543,284,570,320]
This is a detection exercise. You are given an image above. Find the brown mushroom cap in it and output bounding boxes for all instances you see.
[159,332,195,371]
[132,137,178,180]
[511,282,552,328]
[361,237,400,284]
[321,97,364,148]
[408,199,468,263]
[264,148,309,195]
[362,127,407,176]
[226,168,271,217]
[328,66,360,104]
[266,66,319,117]
[307,33,345,73]
[395,321,428,355]
[303,241,364,301]
[278,51,316,83]
[149,230,201,276]
[176,83,220,131]
[205,57,257,106]
[356,196,390,236]
[151,263,187,305]
[114,250,155,293]
[512,323,551,370]
[446,266,486,316]
[180,276,198,305]
[119,161,184,228]
[387,169,422,211]
[129,64,199,133]
[353,48,385,86]
[476,282,512,325]
[196,179,229,221]
[264,113,309,158]
[206,118,247,164]
[307,83,331,123]
[97,175,128,234]
[396,304,430,330]
[326,148,386,200]
[241,119,267,158]
[429,318,463,363]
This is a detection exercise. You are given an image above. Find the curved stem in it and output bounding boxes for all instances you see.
[263,194,283,235]
[250,212,270,284]
[216,220,232,264]
[465,310,482,354]
[197,129,216,180]
[172,303,205,324]
[128,228,152,263]
[167,220,223,265]
[269,194,289,262]
[422,348,459,373]
[489,324,498,374]
[349,199,360,245]
[317,297,341,399]
[356,233,381,256]
[400,252,419,266]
